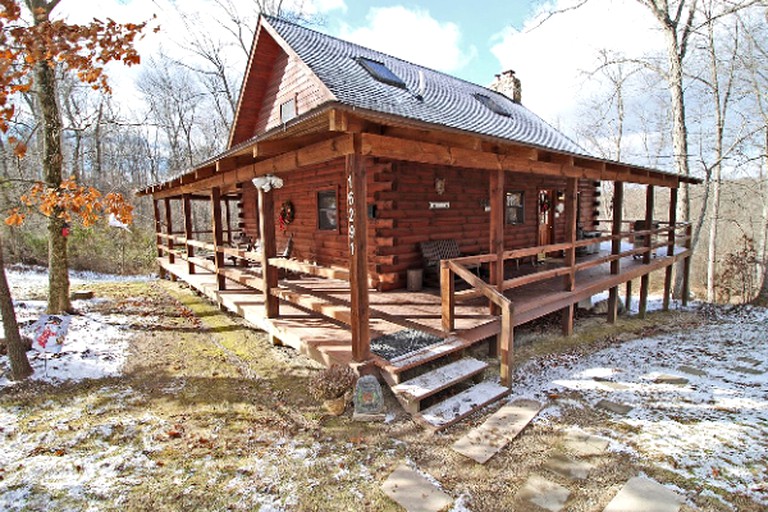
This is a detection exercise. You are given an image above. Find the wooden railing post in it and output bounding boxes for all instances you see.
[663,188,678,311]
[211,187,226,291]
[441,261,455,332]
[182,194,195,274]
[499,301,514,388]
[639,185,654,318]
[682,224,692,306]
[153,199,166,279]
[608,181,623,323]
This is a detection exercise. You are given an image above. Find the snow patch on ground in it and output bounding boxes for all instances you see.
[512,305,768,506]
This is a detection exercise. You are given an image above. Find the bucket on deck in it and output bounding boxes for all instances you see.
[406,268,423,292]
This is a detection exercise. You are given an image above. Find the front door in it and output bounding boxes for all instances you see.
[538,189,555,248]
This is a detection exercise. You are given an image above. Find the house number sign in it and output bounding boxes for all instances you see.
[347,174,355,256]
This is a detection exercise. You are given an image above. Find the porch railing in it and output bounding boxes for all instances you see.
[439,221,692,387]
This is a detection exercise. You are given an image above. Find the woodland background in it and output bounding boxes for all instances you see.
[2,0,767,304]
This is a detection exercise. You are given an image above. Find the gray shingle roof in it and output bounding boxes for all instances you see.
[265,15,589,157]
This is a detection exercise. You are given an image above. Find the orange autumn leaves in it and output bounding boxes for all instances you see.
[0,0,156,137]
[5,176,133,228]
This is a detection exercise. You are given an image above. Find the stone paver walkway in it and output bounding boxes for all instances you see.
[603,476,684,512]
[452,399,541,464]
[381,464,453,512]
[516,474,571,512]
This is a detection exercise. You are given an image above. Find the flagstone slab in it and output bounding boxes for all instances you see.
[596,399,633,415]
[543,452,594,480]
[381,464,453,512]
[731,366,763,375]
[596,380,631,391]
[652,374,689,385]
[452,399,541,464]
[736,356,761,366]
[603,476,684,512]
[562,428,611,456]
[677,365,706,377]
[516,475,571,512]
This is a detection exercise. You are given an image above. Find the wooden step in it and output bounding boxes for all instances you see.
[392,358,488,414]
[380,336,475,384]
[416,381,510,431]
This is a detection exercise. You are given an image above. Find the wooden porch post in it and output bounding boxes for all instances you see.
[489,169,505,316]
[639,185,654,318]
[562,178,578,336]
[347,137,371,362]
[152,199,166,279]
[257,187,279,318]
[182,194,195,274]
[663,187,678,311]
[607,181,623,323]
[682,224,692,306]
[625,280,632,312]
[211,187,226,290]
[224,197,233,246]
[164,197,175,265]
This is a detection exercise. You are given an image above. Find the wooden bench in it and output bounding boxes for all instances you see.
[419,239,479,288]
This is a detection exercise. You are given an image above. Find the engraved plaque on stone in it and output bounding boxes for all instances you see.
[353,375,386,421]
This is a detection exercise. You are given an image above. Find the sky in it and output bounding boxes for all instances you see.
[55,0,665,133]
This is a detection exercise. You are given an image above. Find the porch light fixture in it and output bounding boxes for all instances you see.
[252,174,284,192]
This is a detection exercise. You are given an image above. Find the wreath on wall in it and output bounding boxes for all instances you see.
[279,200,295,232]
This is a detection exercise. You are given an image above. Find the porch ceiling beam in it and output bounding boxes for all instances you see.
[360,133,677,188]
[150,134,355,199]
[251,132,338,158]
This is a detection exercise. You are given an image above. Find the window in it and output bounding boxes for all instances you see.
[473,93,511,117]
[505,191,524,225]
[280,98,296,123]
[356,57,406,88]
[317,189,338,231]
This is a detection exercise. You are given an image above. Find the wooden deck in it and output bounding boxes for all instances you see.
[158,243,688,371]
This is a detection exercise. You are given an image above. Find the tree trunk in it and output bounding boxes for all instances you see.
[30,2,71,314]
[0,232,33,380]
[753,127,768,306]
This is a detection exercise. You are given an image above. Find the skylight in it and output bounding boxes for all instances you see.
[357,57,406,88]
[473,93,511,117]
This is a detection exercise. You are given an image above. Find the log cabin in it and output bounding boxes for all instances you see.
[138,15,700,429]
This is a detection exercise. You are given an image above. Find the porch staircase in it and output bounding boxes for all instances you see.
[379,332,509,431]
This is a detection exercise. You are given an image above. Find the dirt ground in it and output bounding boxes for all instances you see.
[1,279,765,511]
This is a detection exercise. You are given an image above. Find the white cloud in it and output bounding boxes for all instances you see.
[338,6,475,73]
[491,0,664,127]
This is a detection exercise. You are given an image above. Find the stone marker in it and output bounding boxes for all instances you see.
[543,452,594,480]
[353,375,386,421]
[652,374,689,385]
[562,428,610,456]
[516,475,571,512]
[603,476,683,512]
[381,464,452,512]
[452,399,541,464]
[596,399,632,415]
[677,365,706,377]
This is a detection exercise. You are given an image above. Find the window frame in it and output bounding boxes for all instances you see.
[317,188,339,232]
[280,97,297,123]
[505,191,525,226]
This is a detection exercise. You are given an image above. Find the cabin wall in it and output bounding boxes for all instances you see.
[253,49,328,136]
[239,158,599,291]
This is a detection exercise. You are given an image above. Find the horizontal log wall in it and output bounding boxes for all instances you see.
[239,157,598,291]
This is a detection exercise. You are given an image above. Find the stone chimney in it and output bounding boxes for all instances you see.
[490,69,522,104]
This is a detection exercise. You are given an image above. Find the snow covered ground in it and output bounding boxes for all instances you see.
[1,265,150,388]
[513,304,768,506]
